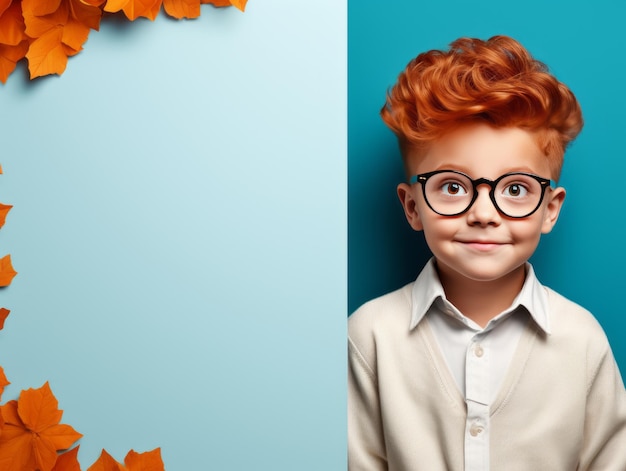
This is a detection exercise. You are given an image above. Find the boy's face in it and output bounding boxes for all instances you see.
[397,124,565,285]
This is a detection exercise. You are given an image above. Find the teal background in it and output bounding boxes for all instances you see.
[349,0,626,377]
[0,2,346,469]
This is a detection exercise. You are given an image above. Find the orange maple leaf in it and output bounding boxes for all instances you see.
[162,0,201,19]
[64,0,101,50]
[0,0,29,83]
[52,446,82,471]
[105,0,246,20]
[0,365,10,400]
[0,0,25,45]
[0,307,9,329]
[25,0,62,17]
[0,203,12,228]
[201,0,247,11]
[22,0,67,38]
[22,0,102,79]
[26,26,68,77]
[86,449,123,471]
[0,254,17,287]
[0,382,83,471]
[122,0,161,21]
[228,0,246,11]
[124,448,165,470]
[87,448,165,471]
[103,0,161,21]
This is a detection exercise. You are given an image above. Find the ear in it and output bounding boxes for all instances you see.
[397,183,424,232]
[541,186,566,234]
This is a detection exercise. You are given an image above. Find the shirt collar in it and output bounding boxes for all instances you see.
[409,258,446,330]
[409,258,551,334]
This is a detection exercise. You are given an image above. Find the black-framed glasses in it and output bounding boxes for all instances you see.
[409,170,554,218]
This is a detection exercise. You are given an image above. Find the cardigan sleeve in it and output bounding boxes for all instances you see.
[578,344,626,470]
[348,336,388,470]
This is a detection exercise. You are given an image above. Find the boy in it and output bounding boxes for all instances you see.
[348,36,626,470]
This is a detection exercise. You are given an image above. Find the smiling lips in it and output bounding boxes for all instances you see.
[458,240,506,252]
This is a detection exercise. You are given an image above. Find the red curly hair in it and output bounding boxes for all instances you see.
[381,36,583,179]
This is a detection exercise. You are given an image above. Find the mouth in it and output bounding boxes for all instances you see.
[457,240,506,252]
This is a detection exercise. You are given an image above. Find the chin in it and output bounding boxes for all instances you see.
[472,265,525,281]
[439,260,527,284]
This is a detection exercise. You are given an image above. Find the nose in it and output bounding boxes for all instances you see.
[466,186,501,226]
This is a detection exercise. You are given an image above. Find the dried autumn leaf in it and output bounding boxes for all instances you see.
[52,446,82,471]
[0,0,26,46]
[86,449,124,471]
[26,0,63,17]
[124,448,165,470]
[0,365,10,400]
[21,0,100,49]
[0,0,28,84]
[200,0,229,6]
[0,254,17,287]
[123,0,161,21]
[26,26,67,78]
[201,0,246,11]
[228,0,246,11]
[21,0,69,39]
[162,0,200,19]
[62,17,92,52]
[101,0,128,14]
[104,0,161,21]
[0,41,29,84]
[87,448,165,471]
[0,203,12,228]
[0,403,37,470]
[68,0,101,32]
[22,0,101,79]
[0,307,9,329]
[0,382,83,471]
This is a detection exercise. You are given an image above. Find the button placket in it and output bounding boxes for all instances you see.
[466,338,489,405]
[465,336,490,470]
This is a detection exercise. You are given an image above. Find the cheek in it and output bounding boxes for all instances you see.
[509,219,544,244]
[420,216,459,241]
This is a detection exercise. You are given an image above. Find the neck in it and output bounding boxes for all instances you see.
[436,262,526,328]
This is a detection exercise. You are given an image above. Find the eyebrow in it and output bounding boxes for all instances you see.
[431,164,541,177]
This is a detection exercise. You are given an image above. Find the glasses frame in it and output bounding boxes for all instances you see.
[409,169,554,218]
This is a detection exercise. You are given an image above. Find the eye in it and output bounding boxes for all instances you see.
[441,181,468,196]
[503,183,528,198]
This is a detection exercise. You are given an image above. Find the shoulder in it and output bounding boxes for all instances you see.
[349,283,413,337]
[544,287,612,361]
[545,287,606,338]
[348,283,414,364]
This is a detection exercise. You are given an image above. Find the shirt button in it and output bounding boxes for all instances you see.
[469,424,484,437]
[474,344,484,358]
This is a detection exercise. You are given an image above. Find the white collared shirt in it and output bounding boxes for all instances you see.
[409,258,551,471]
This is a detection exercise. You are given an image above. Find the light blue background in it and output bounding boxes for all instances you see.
[0,2,346,469]
[349,0,626,377]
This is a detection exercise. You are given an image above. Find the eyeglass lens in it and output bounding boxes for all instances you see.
[423,172,545,217]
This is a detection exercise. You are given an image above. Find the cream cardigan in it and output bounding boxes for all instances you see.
[348,283,626,470]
